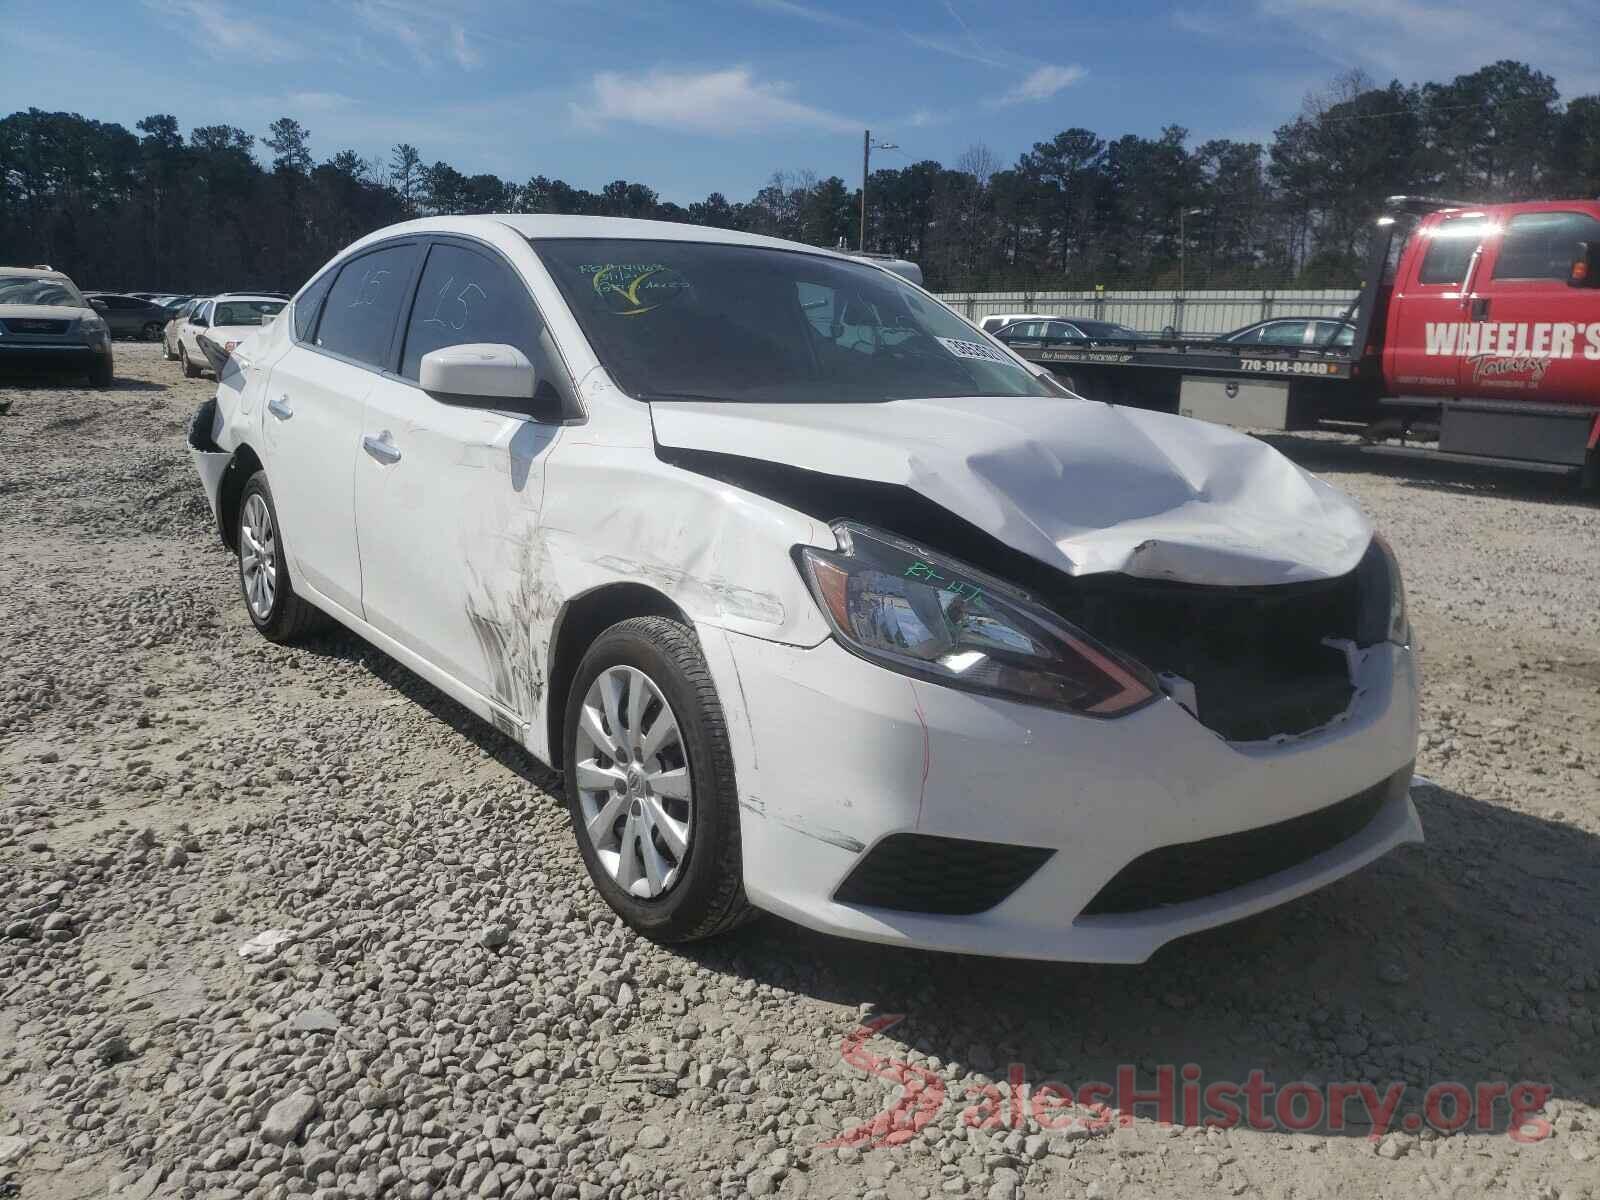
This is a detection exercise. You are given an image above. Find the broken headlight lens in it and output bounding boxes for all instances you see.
[1356,533,1409,646]
[798,522,1157,717]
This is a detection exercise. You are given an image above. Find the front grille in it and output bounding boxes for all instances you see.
[1081,765,1409,915]
[2,318,70,334]
[833,833,1054,915]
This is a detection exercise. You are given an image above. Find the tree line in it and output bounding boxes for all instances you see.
[3,60,1598,295]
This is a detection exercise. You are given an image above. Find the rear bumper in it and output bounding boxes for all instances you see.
[702,628,1420,963]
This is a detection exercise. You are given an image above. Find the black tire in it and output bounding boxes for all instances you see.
[141,321,163,341]
[236,471,328,643]
[162,336,176,361]
[88,359,113,388]
[179,345,198,378]
[563,616,754,943]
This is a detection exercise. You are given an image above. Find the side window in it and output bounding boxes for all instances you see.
[1259,321,1308,346]
[400,242,543,381]
[1417,221,1488,285]
[315,241,421,369]
[293,269,337,343]
[1491,211,1600,281]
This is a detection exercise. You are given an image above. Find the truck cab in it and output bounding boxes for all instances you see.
[1373,197,1600,482]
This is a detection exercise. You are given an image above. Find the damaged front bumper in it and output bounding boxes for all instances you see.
[704,627,1420,963]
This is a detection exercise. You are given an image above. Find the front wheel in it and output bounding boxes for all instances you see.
[179,345,198,378]
[236,471,327,643]
[88,358,113,388]
[141,321,164,341]
[162,336,176,361]
[563,617,753,943]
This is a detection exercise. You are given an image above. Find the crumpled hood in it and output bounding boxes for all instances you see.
[650,395,1372,586]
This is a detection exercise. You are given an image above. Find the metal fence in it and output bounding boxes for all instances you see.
[933,288,1362,336]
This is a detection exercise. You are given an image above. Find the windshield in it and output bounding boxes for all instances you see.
[532,238,1057,403]
[0,275,85,308]
[213,300,284,326]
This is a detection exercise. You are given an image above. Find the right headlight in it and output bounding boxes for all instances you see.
[797,522,1157,717]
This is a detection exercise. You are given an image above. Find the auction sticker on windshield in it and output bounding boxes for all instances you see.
[938,336,1019,366]
[581,262,692,316]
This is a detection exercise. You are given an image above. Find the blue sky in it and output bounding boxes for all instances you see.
[1,0,1593,205]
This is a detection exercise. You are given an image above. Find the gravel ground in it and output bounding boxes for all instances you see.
[2,345,1598,1200]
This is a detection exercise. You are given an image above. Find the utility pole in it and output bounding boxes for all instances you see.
[859,129,898,252]
[860,130,869,252]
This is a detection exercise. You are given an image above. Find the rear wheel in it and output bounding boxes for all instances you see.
[564,617,754,943]
[237,472,327,643]
[141,321,163,341]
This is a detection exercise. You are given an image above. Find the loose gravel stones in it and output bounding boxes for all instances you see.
[1,346,1597,1200]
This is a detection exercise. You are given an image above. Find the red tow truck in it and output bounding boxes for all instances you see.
[1003,196,1600,486]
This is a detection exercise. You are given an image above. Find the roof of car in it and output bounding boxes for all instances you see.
[1,265,72,281]
[350,214,868,261]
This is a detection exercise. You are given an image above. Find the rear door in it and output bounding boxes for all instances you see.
[353,236,561,719]
[1385,209,1496,396]
[262,239,423,618]
[1460,205,1600,402]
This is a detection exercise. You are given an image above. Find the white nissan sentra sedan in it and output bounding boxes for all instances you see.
[188,216,1421,963]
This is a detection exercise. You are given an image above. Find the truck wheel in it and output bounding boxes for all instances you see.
[1581,449,1599,496]
[563,616,755,944]
[237,472,328,643]
[88,359,113,389]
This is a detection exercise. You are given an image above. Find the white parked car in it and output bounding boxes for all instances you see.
[175,294,285,378]
[188,216,1420,962]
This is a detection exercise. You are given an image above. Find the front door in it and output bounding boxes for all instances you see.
[1459,206,1600,401]
[353,237,561,721]
[1385,210,1495,397]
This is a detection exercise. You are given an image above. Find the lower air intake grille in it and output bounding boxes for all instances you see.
[834,834,1055,915]
[1081,765,1410,915]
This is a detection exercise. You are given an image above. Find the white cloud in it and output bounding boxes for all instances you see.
[1257,0,1598,95]
[575,66,856,136]
[904,31,1009,69]
[747,0,869,31]
[987,64,1087,108]
[450,25,481,69]
[142,0,295,61]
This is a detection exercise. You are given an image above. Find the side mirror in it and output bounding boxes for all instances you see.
[420,344,554,418]
[1568,241,1600,288]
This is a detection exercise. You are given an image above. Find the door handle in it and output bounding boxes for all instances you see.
[1470,296,1491,321]
[267,395,293,420]
[362,432,402,464]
